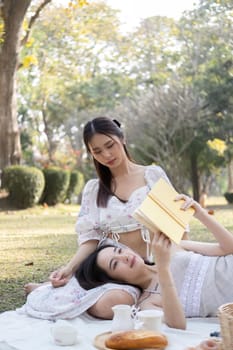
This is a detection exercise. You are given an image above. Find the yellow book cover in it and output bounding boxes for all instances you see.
[133,178,195,244]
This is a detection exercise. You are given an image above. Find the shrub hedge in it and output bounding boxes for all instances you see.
[224,192,233,204]
[41,167,70,206]
[1,165,45,208]
[66,170,85,203]
[1,165,85,208]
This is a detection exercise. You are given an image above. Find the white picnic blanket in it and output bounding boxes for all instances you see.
[0,310,220,350]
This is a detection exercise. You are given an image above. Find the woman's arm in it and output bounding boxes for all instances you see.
[50,240,98,287]
[50,180,101,287]
[154,233,186,329]
[88,290,135,319]
[177,195,233,256]
[140,232,186,330]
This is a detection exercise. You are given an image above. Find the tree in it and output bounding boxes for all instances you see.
[124,16,179,88]
[0,0,91,173]
[17,1,136,167]
[116,81,200,192]
[175,0,233,198]
[0,0,52,173]
[112,0,233,200]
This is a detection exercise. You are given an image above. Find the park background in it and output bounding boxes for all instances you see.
[0,0,233,312]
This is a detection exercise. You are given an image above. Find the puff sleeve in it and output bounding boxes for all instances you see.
[145,165,172,188]
[75,179,101,245]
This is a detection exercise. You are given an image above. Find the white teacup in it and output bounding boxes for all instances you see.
[136,309,164,331]
[51,320,78,346]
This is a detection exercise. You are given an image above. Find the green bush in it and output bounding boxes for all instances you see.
[41,167,70,206]
[1,165,45,208]
[224,192,233,204]
[66,170,85,203]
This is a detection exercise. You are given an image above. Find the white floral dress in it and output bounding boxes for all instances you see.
[18,277,140,320]
[76,165,171,259]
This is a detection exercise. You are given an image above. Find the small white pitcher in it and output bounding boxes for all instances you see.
[111,304,134,332]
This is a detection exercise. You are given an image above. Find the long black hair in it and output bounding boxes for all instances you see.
[83,117,133,207]
[75,244,142,291]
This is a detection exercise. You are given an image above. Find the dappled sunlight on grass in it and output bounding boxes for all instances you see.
[206,195,228,206]
[0,204,79,312]
[0,203,80,236]
[189,196,233,241]
[0,202,80,215]
[0,216,77,235]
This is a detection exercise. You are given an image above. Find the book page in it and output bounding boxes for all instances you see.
[133,178,194,244]
[149,178,194,227]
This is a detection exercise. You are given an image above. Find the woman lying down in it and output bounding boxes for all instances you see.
[20,195,233,330]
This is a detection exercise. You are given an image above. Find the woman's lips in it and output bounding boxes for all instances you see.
[107,159,116,165]
[130,255,136,268]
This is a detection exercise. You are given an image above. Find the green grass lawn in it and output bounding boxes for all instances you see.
[0,196,232,313]
[0,203,79,312]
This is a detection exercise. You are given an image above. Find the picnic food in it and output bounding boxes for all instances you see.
[185,338,222,350]
[105,329,168,349]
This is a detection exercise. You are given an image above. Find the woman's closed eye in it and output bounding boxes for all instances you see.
[107,142,114,149]
[92,142,114,155]
[93,149,101,155]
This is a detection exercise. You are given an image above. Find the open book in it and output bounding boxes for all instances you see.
[133,178,195,244]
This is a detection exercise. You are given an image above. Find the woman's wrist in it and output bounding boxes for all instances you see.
[194,206,209,221]
[65,262,75,274]
[159,282,176,289]
[158,270,176,289]
[156,264,170,274]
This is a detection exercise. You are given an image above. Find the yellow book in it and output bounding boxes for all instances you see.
[133,178,195,244]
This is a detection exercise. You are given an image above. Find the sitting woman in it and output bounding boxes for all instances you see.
[75,195,233,329]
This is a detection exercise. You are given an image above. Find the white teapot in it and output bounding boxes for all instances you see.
[111,304,134,332]
[51,320,79,346]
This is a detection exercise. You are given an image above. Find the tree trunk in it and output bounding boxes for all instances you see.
[227,158,233,192]
[0,0,31,172]
[190,153,200,201]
